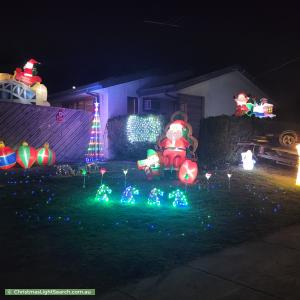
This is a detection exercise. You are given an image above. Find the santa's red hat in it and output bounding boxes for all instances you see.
[27,58,39,64]
[171,120,186,128]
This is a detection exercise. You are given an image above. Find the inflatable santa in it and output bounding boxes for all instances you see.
[158,112,198,171]
[14,58,42,86]
[234,93,253,117]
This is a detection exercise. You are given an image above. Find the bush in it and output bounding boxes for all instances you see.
[107,114,166,160]
[198,115,300,167]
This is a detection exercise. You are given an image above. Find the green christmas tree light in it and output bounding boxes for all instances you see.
[168,189,188,207]
[121,186,139,204]
[95,184,112,202]
[147,188,164,206]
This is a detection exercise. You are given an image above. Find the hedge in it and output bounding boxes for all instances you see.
[107,114,166,160]
[108,113,299,165]
[198,115,300,167]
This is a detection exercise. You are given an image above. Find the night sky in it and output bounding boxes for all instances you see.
[1,8,299,121]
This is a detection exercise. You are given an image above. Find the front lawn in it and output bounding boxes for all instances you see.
[0,162,299,294]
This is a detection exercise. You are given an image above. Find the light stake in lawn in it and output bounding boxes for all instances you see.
[100,168,107,185]
[81,168,87,188]
[227,173,232,191]
[123,169,128,188]
[296,144,300,186]
[205,172,212,191]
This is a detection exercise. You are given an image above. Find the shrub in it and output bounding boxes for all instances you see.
[198,115,300,167]
[107,114,166,160]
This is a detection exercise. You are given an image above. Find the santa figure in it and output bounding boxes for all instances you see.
[14,58,42,86]
[234,93,251,117]
[159,120,192,170]
[23,59,39,77]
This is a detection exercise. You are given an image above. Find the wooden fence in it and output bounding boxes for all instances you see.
[0,102,93,163]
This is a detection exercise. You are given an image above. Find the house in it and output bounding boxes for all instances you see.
[49,66,268,159]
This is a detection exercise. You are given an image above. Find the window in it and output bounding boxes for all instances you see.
[143,99,160,112]
[144,99,152,110]
[180,102,188,112]
[127,97,138,114]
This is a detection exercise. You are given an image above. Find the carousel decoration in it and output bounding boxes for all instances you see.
[14,59,42,86]
[0,141,16,170]
[37,143,56,166]
[16,141,37,169]
[0,58,50,106]
[234,92,275,118]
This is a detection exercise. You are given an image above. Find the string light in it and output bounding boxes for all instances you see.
[127,115,163,143]
[168,189,188,207]
[147,188,164,206]
[86,101,104,162]
[121,186,139,204]
[95,184,112,202]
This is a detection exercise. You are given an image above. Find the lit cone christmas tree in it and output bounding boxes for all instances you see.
[169,189,189,207]
[148,188,164,206]
[86,100,104,163]
[95,184,112,202]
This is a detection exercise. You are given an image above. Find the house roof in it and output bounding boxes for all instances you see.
[137,65,250,96]
[49,65,271,103]
[49,70,157,102]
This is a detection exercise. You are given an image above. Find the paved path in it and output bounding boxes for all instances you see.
[99,224,300,300]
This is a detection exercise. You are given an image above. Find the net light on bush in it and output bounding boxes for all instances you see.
[127,115,163,143]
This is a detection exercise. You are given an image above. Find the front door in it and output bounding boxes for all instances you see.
[178,94,205,139]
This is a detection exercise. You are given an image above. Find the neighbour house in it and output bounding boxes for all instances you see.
[49,66,268,159]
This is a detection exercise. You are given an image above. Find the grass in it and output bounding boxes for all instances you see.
[0,161,300,295]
